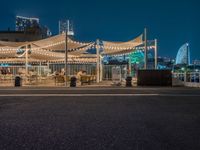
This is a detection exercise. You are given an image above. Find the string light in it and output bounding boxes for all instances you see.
[0,34,157,65]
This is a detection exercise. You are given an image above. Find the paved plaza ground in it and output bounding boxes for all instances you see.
[0,87,200,150]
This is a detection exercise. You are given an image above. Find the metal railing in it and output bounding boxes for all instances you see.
[102,65,127,80]
[173,72,200,83]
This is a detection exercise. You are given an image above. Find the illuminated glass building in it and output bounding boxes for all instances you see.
[16,16,40,31]
[175,43,190,65]
[15,16,51,39]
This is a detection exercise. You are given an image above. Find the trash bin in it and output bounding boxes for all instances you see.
[15,76,22,87]
[70,76,77,87]
[126,76,132,87]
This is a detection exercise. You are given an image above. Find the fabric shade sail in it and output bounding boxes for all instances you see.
[0,33,96,63]
[102,34,143,55]
[0,54,97,64]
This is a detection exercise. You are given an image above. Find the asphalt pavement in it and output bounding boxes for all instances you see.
[0,87,200,150]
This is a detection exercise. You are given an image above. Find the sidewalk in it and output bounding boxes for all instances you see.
[0,80,138,89]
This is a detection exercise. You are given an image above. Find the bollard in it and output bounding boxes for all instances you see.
[15,76,22,87]
[126,76,132,87]
[70,76,77,87]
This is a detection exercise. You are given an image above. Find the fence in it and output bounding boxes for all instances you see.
[102,65,128,80]
[173,72,200,83]
[173,72,200,87]
[49,64,96,75]
[0,64,97,87]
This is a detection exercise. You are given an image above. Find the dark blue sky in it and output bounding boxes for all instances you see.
[0,0,200,60]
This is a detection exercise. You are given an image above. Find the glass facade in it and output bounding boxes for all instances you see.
[16,16,39,31]
[175,43,190,65]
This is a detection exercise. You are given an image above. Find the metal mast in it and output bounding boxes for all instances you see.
[144,28,148,70]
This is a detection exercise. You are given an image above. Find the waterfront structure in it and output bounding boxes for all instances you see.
[0,29,157,85]
[175,43,190,65]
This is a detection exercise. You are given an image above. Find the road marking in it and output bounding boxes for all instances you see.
[0,86,195,92]
[0,94,199,97]
[0,88,137,91]
[0,94,159,97]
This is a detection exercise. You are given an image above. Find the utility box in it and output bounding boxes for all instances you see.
[137,70,172,86]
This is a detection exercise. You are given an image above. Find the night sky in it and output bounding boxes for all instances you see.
[0,0,199,60]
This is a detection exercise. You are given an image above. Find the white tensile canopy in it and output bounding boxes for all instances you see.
[0,32,157,64]
[0,31,158,83]
[102,34,144,55]
[0,33,96,64]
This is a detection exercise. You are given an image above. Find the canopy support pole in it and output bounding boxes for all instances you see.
[155,39,158,69]
[39,62,42,76]
[144,28,148,70]
[64,33,68,87]
[100,55,103,82]
[25,45,28,75]
[96,39,100,83]
[129,56,132,76]
[47,61,50,71]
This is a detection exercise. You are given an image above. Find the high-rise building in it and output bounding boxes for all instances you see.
[193,59,200,65]
[59,20,74,35]
[16,16,40,31]
[15,16,51,39]
[175,43,190,65]
[0,16,51,42]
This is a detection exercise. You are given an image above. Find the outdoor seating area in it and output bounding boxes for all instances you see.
[0,31,158,87]
[0,74,14,84]
[0,75,98,87]
[54,75,69,86]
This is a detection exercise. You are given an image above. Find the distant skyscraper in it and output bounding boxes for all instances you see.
[175,43,190,65]
[59,20,74,35]
[193,59,200,65]
[16,16,40,31]
[15,16,51,38]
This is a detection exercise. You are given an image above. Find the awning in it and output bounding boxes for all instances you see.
[0,33,96,63]
[102,34,143,55]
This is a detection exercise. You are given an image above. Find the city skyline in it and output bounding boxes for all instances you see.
[0,0,199,60]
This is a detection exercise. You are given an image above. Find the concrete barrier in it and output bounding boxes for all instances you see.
[184,82,200,88]
[172,78,184,87]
